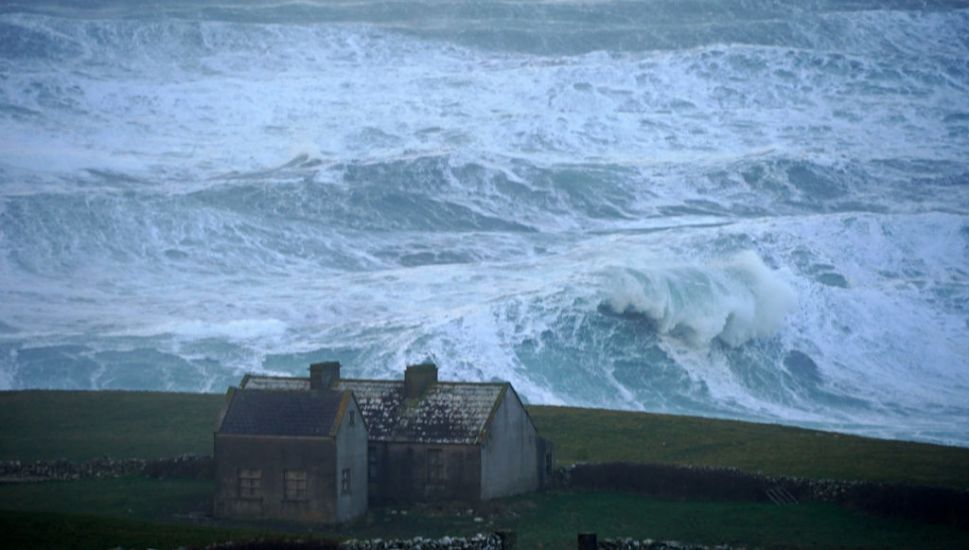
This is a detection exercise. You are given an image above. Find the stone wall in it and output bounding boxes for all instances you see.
[341,533,503,549]
[0,454,212,481]
[200,534,502,549]
[597,538,732,550]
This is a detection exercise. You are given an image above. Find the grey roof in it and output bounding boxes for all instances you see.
[242,375,507,445]
[218,388,346,438]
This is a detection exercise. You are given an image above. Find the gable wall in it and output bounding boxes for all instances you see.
[480,389,539,499]
[335,397,368,522]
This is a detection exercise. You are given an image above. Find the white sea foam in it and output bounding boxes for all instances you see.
[602,251,796,347]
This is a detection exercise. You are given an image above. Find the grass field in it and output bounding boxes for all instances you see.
[0,390,222,461]
[3,390,968,489]
[2,479,968,549]
[528,406,969,489]
[3,390,969,548]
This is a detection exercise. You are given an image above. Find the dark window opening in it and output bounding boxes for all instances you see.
[238,468,262,498]
[368,446,378,481]
[427,448,444,483]
[284,470,308,501]
[341,468,352,495]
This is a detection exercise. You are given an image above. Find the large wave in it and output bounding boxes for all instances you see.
[602,251,796,347]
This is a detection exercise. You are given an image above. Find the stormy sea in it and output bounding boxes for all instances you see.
[1,0,967,446]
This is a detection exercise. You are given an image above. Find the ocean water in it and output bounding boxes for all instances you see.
[1,0,968,445]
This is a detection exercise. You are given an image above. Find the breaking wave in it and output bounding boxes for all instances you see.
[602,251,796,347]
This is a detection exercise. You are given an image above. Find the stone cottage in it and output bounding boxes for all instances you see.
[213,386,368,523]
[241,362,555,504]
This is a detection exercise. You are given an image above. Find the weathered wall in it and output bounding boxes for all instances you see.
[213,435,338,522]
[370,442,480,504]
[536,436,555,489]
[335,397,368,522]
[480,389,538,500]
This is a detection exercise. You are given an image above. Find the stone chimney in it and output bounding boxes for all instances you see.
[404,363,438,399]
[309,361,341,390]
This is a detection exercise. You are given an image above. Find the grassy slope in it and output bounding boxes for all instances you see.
[529,405,969,489]
[3,391,968,489]
[0,390,223,461]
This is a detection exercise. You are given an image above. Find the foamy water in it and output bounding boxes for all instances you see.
[1,0,968,445]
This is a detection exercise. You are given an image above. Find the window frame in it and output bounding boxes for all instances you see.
[427,448,445,484]
[341,467,352,495]
[283,469,308,502]
[368,445,378,482]
[238,468,262,499]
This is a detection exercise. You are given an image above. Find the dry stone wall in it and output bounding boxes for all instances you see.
[0,454,212,481]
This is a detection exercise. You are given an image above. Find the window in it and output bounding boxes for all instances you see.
[427,448,444,483]
[341,468,351,495]
[348,410,355,427]
[284,470,308,501]
[368,445,378,481]
[238,468,262,498]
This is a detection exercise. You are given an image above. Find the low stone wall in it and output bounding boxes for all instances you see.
[0,454,213,481]
[341,534,502,549]
[598,538,732,550]
[201,534,501,550]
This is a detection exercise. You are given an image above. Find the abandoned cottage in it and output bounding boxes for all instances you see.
[213,386,368,523]
[215,361,553,522]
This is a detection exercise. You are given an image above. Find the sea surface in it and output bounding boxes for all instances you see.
[1,0,968,446]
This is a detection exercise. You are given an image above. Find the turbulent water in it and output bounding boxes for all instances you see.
[1,1,968,445]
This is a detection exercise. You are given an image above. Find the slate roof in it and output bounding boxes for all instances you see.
[241,376,507,445]
[218,388,347,438]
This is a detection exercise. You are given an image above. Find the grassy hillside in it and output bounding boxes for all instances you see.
[529,406,969,489]
[3,391,969,489]
[0,390,223,461]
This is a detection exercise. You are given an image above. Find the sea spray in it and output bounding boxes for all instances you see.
[601,251,796,347]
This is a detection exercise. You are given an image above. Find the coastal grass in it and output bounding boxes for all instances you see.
[2,481,969,549]
[504,491,969,549]
[3,391,969,489]
[0,390,223,461]
[529,405,969,489]
[0,510,300,550]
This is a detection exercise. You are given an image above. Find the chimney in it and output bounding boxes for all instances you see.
[404,363,438,399]
[309,361,341,390]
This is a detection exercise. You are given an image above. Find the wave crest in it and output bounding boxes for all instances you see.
[602,251,796,347]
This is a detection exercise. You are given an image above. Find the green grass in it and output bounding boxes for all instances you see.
[2,480,968,549]
[0,477,214,521]
[0,510,305,550]
[503,491,969,549]
[529,405,969,489]
[0,390,223,461]
[3,391,969,489]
